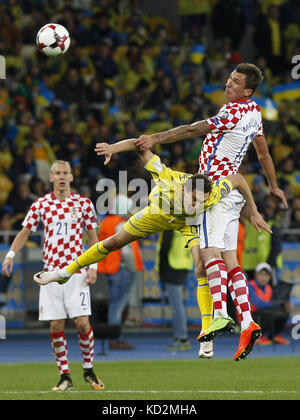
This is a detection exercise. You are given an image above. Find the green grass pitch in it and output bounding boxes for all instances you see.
[0,357,299,400]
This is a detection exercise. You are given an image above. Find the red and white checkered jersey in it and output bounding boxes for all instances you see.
[199,98,263,180]
[22,192,98,271]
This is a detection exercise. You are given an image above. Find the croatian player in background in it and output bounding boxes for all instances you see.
[2,160,104,391]
[135,63,288,361]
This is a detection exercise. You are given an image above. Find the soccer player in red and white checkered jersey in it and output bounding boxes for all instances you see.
[134,63,288,361]
[2,160,104,390]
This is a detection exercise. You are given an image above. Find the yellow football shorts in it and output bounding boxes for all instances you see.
[123,206,199,250]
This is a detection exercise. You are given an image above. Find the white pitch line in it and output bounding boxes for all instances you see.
[0,390,299,395]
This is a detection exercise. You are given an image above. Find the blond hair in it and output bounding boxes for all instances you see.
[50,160,72,173]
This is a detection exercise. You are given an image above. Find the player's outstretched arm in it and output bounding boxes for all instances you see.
[95,138,137,165]
[95,138,154,165]
[135,120,211,151]
[226,174,272,234]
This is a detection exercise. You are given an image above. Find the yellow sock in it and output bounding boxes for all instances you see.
[197,277,213,333]
[66,241,110,275]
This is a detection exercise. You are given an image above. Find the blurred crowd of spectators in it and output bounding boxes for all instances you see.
[0,0,299,237]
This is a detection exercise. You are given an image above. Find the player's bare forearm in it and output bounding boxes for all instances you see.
[110,138,154,164]
[2,227,31,276]
[95,138,136,155]
[95,138,154,166]
[253,135,288,208]
[227,174,257,213]
[111,138,137,154]
[258,154,277,189]
[95,138,137,165]
[227,174,272,234]
[259,156,288,207]
[136,120,211,150]
[136,150,153,165]
[9,227,31,254]
[253,135,276,185]
[153,120,210,143]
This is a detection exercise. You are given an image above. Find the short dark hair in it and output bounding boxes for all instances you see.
[185,173,212,194]
[235,63,264,93]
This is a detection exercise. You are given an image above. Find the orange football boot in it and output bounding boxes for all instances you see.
[234,321,262,361]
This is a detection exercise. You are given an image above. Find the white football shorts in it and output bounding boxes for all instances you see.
[197,190,245,251]
[39,271,91,321]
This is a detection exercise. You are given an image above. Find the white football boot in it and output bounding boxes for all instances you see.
[198,340,214,359]
[33,269,69,285]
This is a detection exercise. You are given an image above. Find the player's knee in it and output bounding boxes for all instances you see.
[222,251,239,272]
[200,247,221,265]
[224,260,240,272]
[73,316,90,333]
[50,319,65,332]
[194,262,205,279]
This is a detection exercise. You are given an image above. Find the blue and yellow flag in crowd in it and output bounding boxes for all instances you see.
[202,84,225,106]
[190,45,206,65]
[272,81,300,101]
[253,96,278,121]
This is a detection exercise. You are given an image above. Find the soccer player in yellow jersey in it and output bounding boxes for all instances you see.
[34,141,271,359]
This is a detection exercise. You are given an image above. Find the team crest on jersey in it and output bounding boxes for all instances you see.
[218,111,229,119]
[70,206,80,221]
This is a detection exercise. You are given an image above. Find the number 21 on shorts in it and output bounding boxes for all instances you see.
[80,291,89,310]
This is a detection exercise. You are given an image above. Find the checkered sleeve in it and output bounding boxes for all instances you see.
[206,104,241,133]
[257,121,264,136]
[82,198,98,231]
[256,107,264,136]
[22,199,41,232]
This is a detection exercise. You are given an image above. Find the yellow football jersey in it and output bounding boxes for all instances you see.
[144,154,233,217]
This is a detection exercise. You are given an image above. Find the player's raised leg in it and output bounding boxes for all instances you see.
[197,252,235,342]
[196,209,236,343]
[33,229,140,285]
[224,250,262,361]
